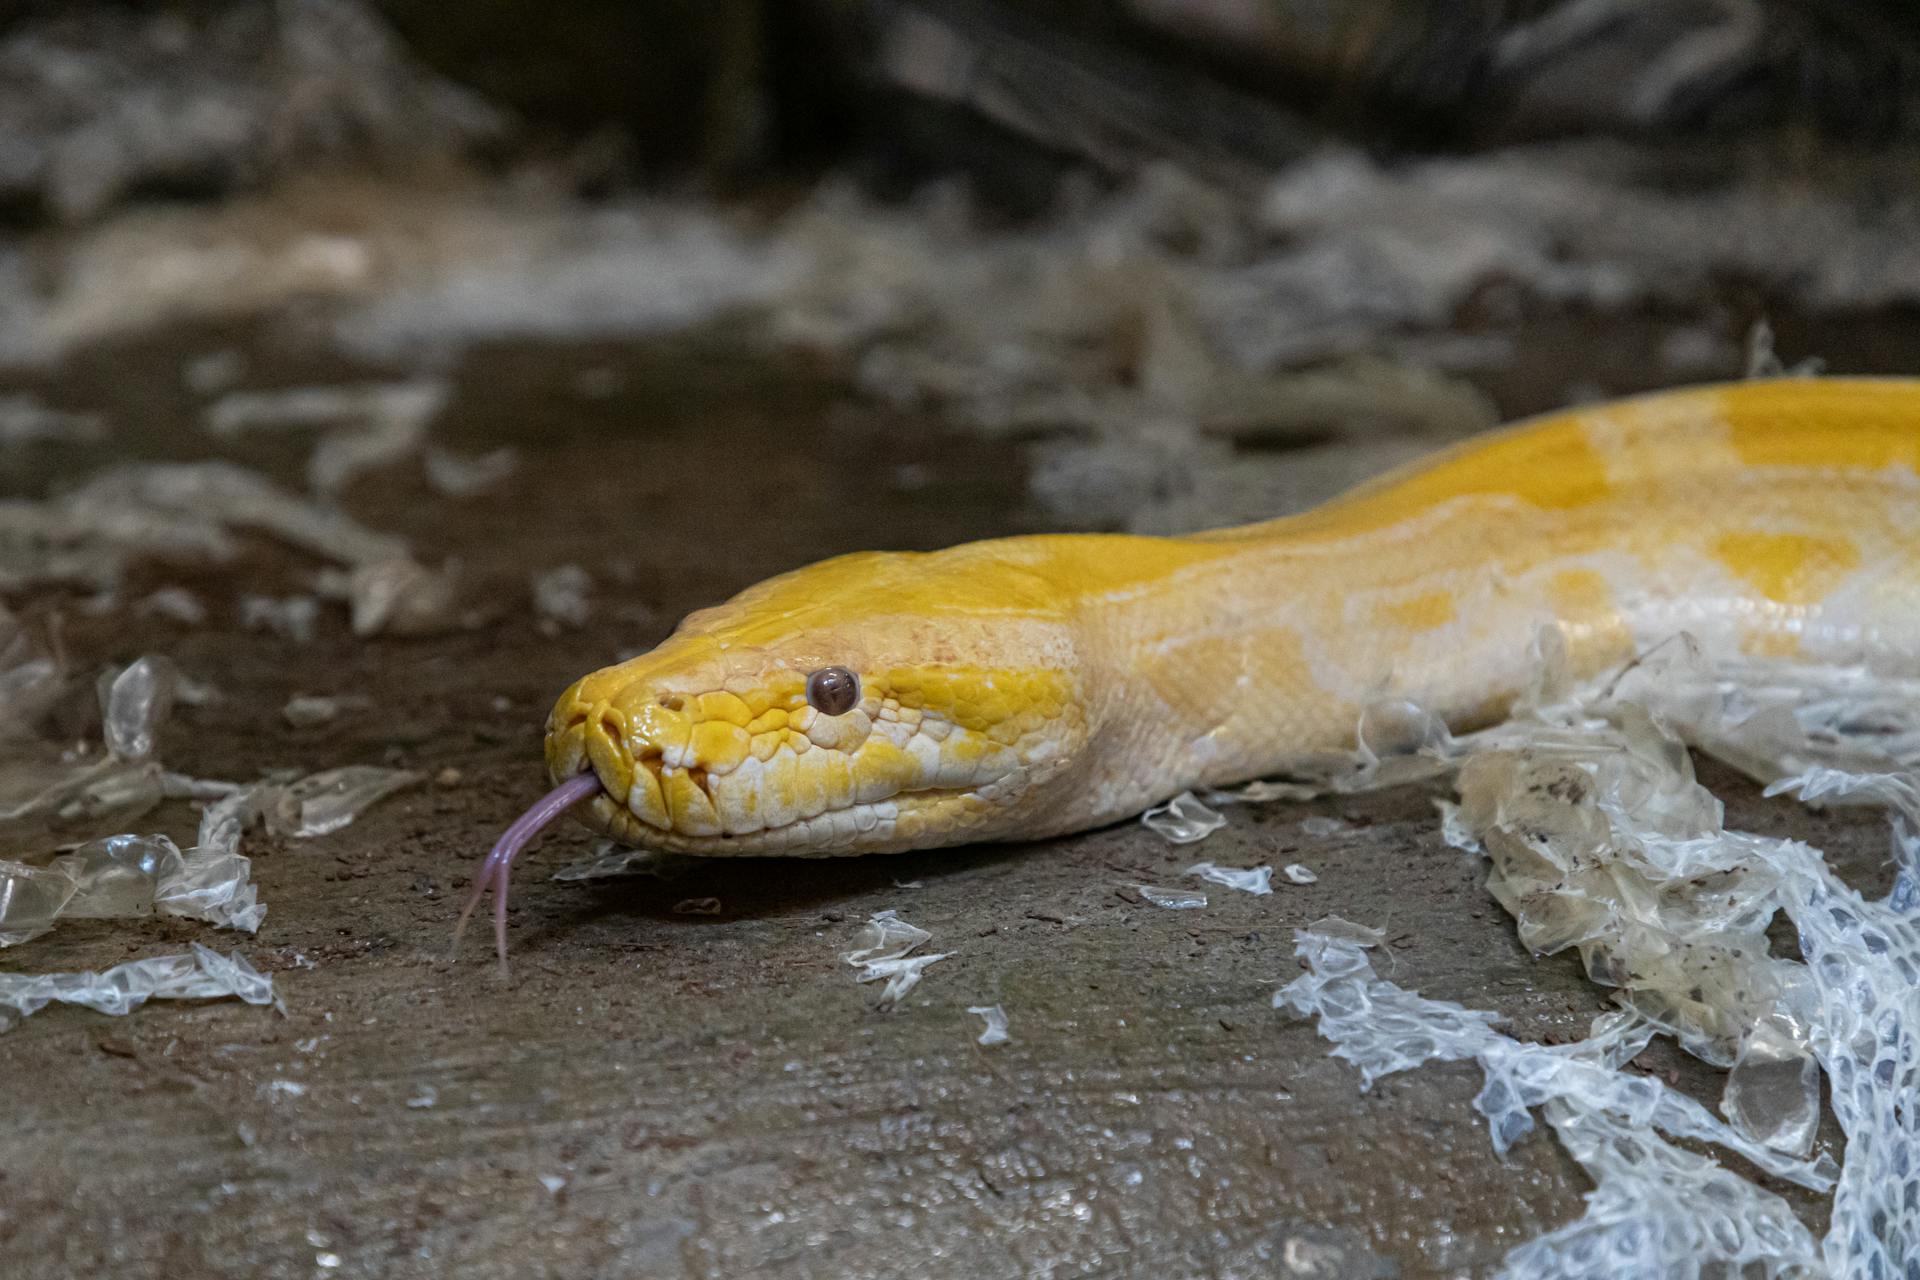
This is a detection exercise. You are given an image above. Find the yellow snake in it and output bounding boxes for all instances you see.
[459,377,1920,957]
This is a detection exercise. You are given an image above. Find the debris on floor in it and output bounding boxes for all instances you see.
[0,393,105,445]
[0,0,501,228]
[1184,861,1273,896]
[2,712,419,954]
[1277,927,1831,1278]
[7,374,481,643]
[424,446,519,498]
[133,587,207,626]
[549,842,678,882]
[1205,778,1322,805]
[0,942,275,1033]
[1136,885,1208,909]
[1275,627,1920,1275]
[257,765,423,839]
[967,1004,1010,1046]
[239,595,321,644]
[1,653,179,842]
[842,909,948,1006]
[202,379,448,495]
[2,606,80,740]
[282,693,373,727]
[531,564,593,633]
[0,639,418,1031]
[324,556,464,638]
[2,460,406,595]
[1141,791,1226,843]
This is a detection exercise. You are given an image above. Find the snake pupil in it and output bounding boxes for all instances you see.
[806,666,860,715]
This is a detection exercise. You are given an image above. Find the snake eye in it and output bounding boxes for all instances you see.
[806,666,861,716]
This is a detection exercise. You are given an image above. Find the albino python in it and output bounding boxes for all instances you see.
[458,377,1920,960]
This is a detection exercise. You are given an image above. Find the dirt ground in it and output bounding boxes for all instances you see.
[0,314,1905,1278]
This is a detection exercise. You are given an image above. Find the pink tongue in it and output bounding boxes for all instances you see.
[454,771,605,971]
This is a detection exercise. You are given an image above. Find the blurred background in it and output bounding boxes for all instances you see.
[5,0,1920,541]
[4,5,1918,1277]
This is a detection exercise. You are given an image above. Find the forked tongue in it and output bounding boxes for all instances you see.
[454,771,604,973]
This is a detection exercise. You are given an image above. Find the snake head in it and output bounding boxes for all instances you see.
[546,546,1090,855]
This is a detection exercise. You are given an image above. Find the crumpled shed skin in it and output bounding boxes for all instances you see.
[1278,930,1830,1279]
[1281,629,1920,1278]
[0,943,274,1032]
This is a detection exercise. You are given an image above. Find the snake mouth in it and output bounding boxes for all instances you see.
[547,700,1021,855]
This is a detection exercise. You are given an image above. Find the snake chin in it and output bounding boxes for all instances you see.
[576,783,1013,858]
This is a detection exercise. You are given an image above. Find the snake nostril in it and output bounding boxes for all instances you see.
[658,694,685,712]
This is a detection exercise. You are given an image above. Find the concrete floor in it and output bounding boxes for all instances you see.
[0,324,1894,1278]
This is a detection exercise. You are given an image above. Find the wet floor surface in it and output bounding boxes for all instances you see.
[0,320,1900,1278]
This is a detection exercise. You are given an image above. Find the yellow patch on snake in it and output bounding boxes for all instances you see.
[694,690,753,726]
[1712,531,1862,605]
[1370,589,1458,633]
[1300,417,1613,534]
[689,719,750,773]
[879,666,1071,735]
[1541,568,1636,676]
[1723,380,1920,474]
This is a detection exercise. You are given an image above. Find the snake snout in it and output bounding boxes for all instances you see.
[545,682,633,798]
[581,704,635,805]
